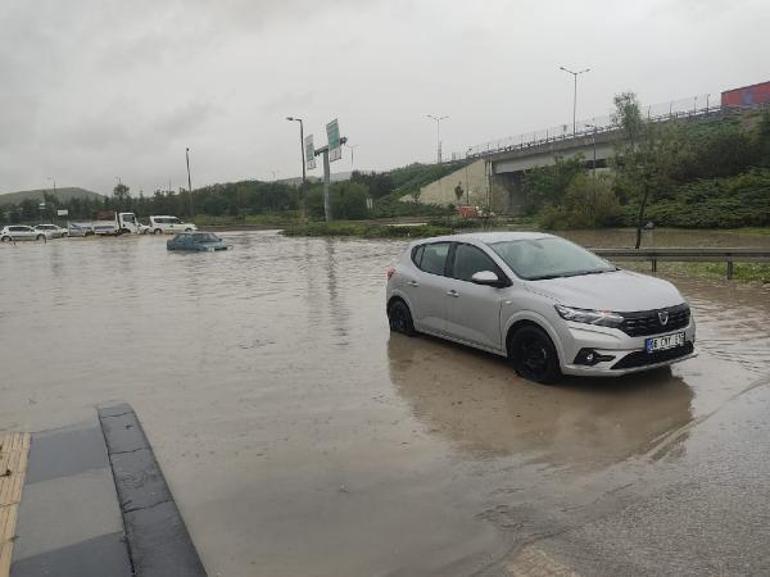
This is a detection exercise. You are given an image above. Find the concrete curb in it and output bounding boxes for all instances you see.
[98,404,207,577]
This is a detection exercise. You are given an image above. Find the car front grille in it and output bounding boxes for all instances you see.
[619,303,690,337]
[611,341,694,370]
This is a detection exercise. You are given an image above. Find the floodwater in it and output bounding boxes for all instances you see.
[1,231,769,576]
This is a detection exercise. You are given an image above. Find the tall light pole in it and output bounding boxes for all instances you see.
[559,66,590,135]
[185,147,194,216]
[286,116,306,219]
[427,114,449,164]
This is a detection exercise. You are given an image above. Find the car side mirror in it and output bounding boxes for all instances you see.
[471,270,506,287]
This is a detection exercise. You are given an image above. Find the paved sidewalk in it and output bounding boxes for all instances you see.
[6,404,206,577]
[10,422,132,577]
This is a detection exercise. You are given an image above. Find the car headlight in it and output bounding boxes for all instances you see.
[554,304,623,328]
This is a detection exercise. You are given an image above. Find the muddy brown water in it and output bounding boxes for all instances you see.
[1,231,768,576]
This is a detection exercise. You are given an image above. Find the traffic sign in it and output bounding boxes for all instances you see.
[305,135,316,170]
[57,209,69,216]
[326,119,342,162]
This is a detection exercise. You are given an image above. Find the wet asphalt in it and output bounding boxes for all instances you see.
[1,230,769,576]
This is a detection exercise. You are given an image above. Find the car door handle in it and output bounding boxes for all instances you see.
[407,280,419,287]
[447,289,460,298]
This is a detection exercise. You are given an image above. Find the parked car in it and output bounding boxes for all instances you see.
[1,225,48,242]
[149,215,197,235]
[167,231,230,252]
[34,224,68,238]
[385,232,696,384]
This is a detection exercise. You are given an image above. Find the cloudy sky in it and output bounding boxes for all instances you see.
[1,0,768,195]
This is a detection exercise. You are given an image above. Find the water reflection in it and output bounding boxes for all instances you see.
[387,334,694,467]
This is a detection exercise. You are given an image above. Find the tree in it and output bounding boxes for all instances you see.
[612,92,660,248]
[539,173,621,229]
[113,183,131,211]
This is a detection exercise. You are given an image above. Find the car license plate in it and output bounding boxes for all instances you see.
[646,332,685,353]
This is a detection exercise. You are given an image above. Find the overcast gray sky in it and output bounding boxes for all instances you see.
[1,0,768,195]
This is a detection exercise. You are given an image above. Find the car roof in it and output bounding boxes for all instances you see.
[413,231,555,246]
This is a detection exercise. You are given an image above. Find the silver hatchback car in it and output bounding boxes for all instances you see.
[385,232,696,384]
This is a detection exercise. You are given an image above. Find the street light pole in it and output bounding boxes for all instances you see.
[559,66,590,135]
[186,147,194,217]
[427,114,449,164]
[286,116,306,219]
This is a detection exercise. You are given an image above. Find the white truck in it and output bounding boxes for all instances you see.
[69,212,150,236]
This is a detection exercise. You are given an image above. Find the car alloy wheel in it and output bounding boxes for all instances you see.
[510,325,561,384]
[388,300,415,336]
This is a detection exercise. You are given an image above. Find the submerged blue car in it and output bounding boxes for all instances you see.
[167,231,231,252]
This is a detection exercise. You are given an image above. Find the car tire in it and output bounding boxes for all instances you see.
[36,234,46,241]
[1,236,11,242]
[388,300,416,336]
[154,229,162,235]
[185,228,192,232]
[509,325,562,385]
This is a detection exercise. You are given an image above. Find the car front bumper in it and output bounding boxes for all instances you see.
[558,320,697,377]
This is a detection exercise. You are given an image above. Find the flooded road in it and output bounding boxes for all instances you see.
[1,231,769,576]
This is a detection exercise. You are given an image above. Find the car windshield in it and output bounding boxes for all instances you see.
[489,237,617,280]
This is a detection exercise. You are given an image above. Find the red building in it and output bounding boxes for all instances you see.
[721,81,770,107]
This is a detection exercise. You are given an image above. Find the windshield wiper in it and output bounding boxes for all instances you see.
[563,268,618,277]
[527,273,567,280]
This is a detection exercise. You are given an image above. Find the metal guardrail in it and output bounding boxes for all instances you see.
[592,248,770,279]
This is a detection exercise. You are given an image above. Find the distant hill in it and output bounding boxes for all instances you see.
[0,187,105,206]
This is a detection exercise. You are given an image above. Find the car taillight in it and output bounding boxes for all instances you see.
[386,266,396,280]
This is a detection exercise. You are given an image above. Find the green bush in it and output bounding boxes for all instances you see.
[539,174,622,229]
[620,169,770,228]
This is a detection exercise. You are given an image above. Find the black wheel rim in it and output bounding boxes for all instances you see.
[518,337,549,378]
[390,306,406,332]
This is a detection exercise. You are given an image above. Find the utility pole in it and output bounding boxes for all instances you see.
[185,147,194,216]
[559,66,590,135]
[286,117,306,219]
[427,114,449,163]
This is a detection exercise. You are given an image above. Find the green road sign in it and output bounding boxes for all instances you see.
[326,118,341,162]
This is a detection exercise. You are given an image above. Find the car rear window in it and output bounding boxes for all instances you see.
[415,242,450,276]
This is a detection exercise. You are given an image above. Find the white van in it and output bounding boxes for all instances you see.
[149,215,197,235]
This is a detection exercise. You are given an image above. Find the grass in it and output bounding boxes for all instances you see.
[618,260,770,283]
[281,221,454,239]
[192,213,301,228]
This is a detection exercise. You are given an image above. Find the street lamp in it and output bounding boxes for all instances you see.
[559,66,590,135]
[185,148,194,216]
[286,116,306,219]
[426,114,449,164]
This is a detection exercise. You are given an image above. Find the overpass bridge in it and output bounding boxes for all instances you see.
[415,94,728,213]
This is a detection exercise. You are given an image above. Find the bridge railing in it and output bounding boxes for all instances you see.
[462,93,718,160]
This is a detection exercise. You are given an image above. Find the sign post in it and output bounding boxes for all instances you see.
[314,119,346,222]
